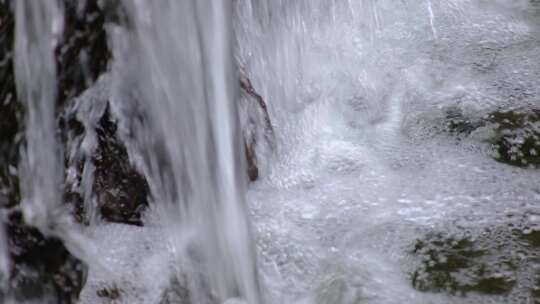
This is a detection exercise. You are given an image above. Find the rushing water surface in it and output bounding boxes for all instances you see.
[6,0,540,303]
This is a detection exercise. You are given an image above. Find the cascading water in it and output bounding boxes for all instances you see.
[235,1,540,303]
[0,219,7,290]
[13,0,63,234]
[3,0,540,303]
[104,1,261,303]
[12,0,100,280]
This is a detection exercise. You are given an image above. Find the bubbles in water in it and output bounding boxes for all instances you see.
[6,0,540,303]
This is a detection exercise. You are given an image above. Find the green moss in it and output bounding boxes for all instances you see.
[468,277,515,295]
[532,273,540,300]
[516,229,540,248]
[486,109,540,168]
[410,232,517,296]
[442,107,540,168]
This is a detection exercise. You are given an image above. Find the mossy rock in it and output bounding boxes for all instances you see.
[516,228,540,248]
[409,221,540,299]
[532,274,540,299]
[0,1,113,301]
[443,107,485,137]
[486,109,540,168]
[410,232,516,296]
[442,107,540,168]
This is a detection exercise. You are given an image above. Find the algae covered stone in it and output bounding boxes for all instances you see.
[410,222,540,300]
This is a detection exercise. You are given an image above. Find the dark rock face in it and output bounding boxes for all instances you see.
[56,0,112,107]
[239,74,275,181]
[6,213,86,304]
[62,88,152,227]
[0,0,123,301]
[96,283,123,301]
[56,0,150,225]
[0,0,21,211]
[1,1,87,302]
[93,106,149,226]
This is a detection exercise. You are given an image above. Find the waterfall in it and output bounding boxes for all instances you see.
[0,219,7,290]
[4,0,540,303]
[13,0,64,234]
[109,1,261,303]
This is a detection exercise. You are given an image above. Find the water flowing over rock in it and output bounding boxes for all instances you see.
[410,216,540,302]
[443,107,540,168]
[239,74,275,181]
[0,0,115,301]
[105,1,262,302]
[2,0,540,303]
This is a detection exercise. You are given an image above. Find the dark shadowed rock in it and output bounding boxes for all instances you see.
[93,105,149,226]
[0,0,120,301]
[6,212,86,303]
[96,283,123,301]
[0,0,21,211]
[63,96,150,226]
[56,0,112,107]
[55,0,149,225]
[239,74,275,181]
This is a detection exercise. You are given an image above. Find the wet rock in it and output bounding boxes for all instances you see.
[57,0,114,220]
[519,228,540,248]
[239,74,275,181]
[486,109,540,168]
[61,74,150,226]
[244,138,259,182]
[54,0,149,225]
[443,106,540,168]
[0,0,21,211]
[53,0,111,219]
[0,1,112,301]
[410,223,540,300]
[96,283,123,300]
[160,276,191,304]
[410,232,516,296]
[92,105,149,226]
[532,273,540,301]
[5,212,86,303]
[443,106,485,137]
[56,0,112,107]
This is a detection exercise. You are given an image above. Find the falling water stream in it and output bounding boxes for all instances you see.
[14,0,63,235]
[6,0,540,303]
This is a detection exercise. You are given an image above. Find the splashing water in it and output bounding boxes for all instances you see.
[103,1,261,303]
[5,0,540,303]
[236,0,540,303]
